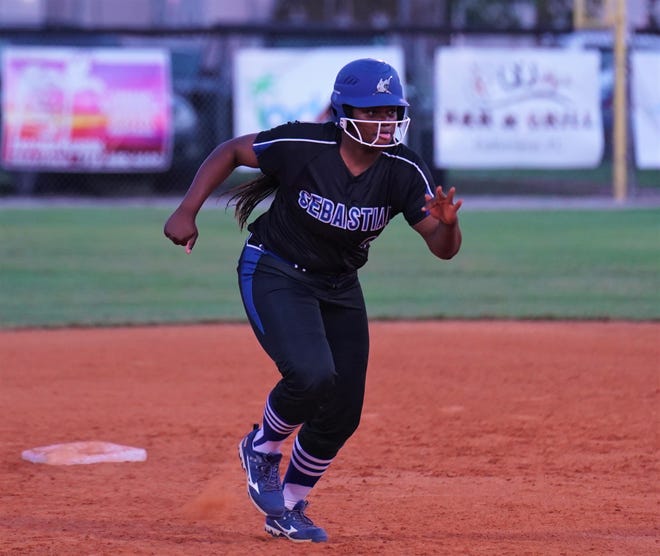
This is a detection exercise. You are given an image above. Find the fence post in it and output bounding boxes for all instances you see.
[612,0,628,201]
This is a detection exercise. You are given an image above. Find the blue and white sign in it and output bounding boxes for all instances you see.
[233,46,405,136]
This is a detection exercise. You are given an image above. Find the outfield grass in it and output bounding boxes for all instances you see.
[0,204,658,328]
[446,165,660,194]
[364,208,659,320]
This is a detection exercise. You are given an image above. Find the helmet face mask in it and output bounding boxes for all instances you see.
[331,58,411,148]
[339,114,411,148]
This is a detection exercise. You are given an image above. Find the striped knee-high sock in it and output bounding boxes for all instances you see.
[282,436,334,508]
[252,396,298,454]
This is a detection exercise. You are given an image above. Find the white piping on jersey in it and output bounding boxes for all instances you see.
[382,151,434,197]
[253,137,434,198]
[253,137,338,148]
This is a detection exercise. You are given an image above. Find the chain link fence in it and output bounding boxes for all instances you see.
[0,25,658,198]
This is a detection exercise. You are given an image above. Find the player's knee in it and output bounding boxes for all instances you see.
[285,361,336,400]
[300,367,336,399]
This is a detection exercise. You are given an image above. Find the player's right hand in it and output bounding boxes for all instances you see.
[164,207,198,253]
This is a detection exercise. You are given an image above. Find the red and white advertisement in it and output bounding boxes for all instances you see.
[434,47,603,168]
[1,47,172,172]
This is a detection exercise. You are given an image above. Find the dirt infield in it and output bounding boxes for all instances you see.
[1,321,657,555]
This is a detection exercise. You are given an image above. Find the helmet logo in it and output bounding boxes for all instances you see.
[376,76,393,94]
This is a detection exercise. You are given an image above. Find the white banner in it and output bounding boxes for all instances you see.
[434,47,603,168]
[631,50,660,169]
[234,46,405,136]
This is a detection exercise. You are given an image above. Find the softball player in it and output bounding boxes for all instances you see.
[164,58,462,543]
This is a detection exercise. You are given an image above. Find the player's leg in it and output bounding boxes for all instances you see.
[237,247,339,519]
[276,276,369,537]
[241,257,340,425]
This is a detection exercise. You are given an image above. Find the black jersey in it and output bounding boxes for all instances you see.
[248,121,435,274]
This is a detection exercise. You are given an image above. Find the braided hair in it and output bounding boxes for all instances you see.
[225,173,278,230]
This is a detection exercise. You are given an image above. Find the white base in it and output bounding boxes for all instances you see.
[22,441,147,465]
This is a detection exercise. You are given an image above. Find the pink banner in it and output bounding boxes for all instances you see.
[1,47,172,172]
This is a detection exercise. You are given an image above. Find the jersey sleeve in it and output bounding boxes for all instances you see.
[252,121,337,176]
[252,123,292,175]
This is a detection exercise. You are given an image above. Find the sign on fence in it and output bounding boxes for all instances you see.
[434,47,604,168]
[233,46,405,137]
[631,50,660,169]
[1,47,173,172]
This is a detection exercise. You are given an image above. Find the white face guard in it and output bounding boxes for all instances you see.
[339,116,411,148]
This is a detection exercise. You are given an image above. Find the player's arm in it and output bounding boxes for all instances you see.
[412,186,462,260]
[164,133,259,251]
[176,133,259,216]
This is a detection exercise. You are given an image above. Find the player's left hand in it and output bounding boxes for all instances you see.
[423,186,462,226]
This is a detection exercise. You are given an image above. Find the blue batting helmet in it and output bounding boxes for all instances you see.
[330,58,411,147]
[330,58,409,123]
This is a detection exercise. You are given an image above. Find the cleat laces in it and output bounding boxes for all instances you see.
[288,500,314,526]
[257,454,282,492]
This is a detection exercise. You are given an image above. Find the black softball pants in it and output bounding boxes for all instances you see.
[237,240,369,461]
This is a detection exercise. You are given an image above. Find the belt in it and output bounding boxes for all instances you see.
[246,234,308,273]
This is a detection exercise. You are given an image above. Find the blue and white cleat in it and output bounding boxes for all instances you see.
[265,500,328,543]
[238,425,285,517]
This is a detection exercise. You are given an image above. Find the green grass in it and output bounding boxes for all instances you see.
[0,205,246,328]
[0,205,658,328]
[363,209,659,320]
[442,164,660,197]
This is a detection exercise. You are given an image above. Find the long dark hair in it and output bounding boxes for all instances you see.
[225,173,278,230]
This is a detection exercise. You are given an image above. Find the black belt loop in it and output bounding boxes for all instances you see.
[246,234,262,249]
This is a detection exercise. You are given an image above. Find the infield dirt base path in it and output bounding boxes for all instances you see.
[1,321,657,555]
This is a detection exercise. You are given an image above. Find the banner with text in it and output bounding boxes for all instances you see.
[1,47,172,172]
[631,50,660,169]
[434,47,603,168]
[234,46,405,136]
